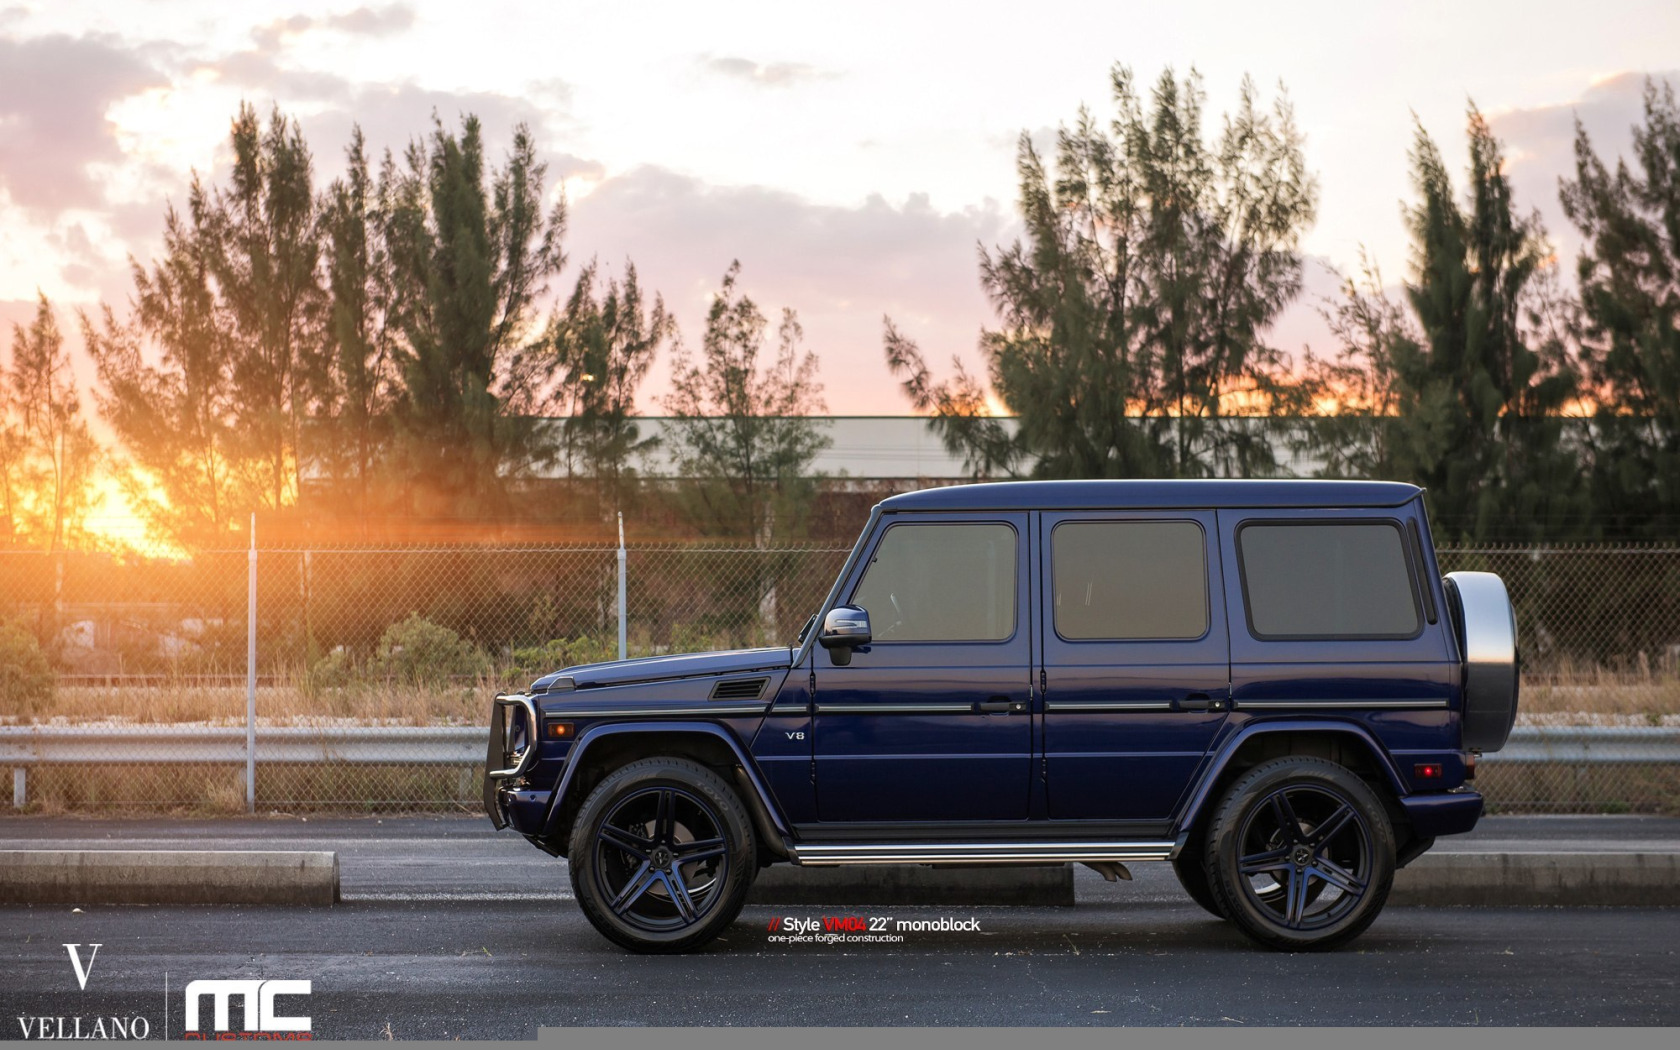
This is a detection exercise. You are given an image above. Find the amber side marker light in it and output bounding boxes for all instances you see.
[545,721,575,740]
[1413,762,1444,780]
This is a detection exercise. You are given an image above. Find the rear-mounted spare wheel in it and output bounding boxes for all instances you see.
[1442,571,1520,752]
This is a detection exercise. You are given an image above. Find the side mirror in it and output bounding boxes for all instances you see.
[818,605,871,666]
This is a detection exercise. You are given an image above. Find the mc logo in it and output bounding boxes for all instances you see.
[183,980,311,1039]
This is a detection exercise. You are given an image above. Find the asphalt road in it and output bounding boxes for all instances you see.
[2,815,1677,1034]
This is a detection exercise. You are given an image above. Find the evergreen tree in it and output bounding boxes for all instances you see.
[85,202,253,548]
[384,116,565,513]
[1314,108,1587,540]
[509,260,672,514]
[1561,78,1680,537]
[662,262,830,540]
[319,126,399,521]
[886,66,1318,479]
[198,103,324,514]
[6,295,100,550]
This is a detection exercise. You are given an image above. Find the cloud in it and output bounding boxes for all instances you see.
[698,55,836,89]
[1483,70,1678,265]
[566,166,1015,413]
[199,47,574,187]
[0,33,168,216]
[251,3,416,53]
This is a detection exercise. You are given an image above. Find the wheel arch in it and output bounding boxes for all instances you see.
[1176,720,1409,841]
[540,721,791,860]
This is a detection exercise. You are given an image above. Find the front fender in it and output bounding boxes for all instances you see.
[537,720,791,845]
[1174,718,1411,835]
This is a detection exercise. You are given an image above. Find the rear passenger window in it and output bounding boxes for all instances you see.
[1052,521,1208,640]
[1238,522,1421,639]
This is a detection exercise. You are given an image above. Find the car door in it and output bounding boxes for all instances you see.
[1038,511,1231,822]
[811,512,1033,823]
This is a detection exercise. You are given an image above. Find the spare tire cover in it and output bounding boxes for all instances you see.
[1443,571,1520,752]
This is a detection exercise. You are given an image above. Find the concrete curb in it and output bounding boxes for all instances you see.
[1391,851,1680,906]
[749,864,1076,907]
[0,850,339,906]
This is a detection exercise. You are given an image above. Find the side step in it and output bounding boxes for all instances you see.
[788,841,1178,866]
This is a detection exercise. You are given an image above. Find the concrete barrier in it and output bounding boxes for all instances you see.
[0,850,338,906]
[1391,851,1680,906]
[749,863,1075,907]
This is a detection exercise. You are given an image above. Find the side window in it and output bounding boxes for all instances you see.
[1238,522,1422,640]
[1052,521,1209,641]
[851,523,1016,642]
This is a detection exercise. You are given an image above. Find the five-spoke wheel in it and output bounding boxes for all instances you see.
[1204,756,1395,951]
[569,758,756,953]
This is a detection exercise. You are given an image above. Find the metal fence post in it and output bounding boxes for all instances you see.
[617,512,628,662]
[246,514,257,814]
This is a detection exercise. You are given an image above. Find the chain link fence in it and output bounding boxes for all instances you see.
[0,542,1676,813]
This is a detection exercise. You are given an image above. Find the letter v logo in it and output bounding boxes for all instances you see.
[64,943,101,990]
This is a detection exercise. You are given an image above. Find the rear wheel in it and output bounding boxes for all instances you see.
[1204,756,1395,951]
[568,757,756,953]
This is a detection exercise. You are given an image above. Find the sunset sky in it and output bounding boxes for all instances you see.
[2,0,1678,416]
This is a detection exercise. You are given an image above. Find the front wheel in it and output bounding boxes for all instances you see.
[568,757,757,953]
[1204,756,1395,951]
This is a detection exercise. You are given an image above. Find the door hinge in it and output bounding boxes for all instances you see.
[807,669,816,701]
[1038,668,1048,697]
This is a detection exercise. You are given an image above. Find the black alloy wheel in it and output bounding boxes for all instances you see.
[1204,756,1395,951]
[568,757,756,953]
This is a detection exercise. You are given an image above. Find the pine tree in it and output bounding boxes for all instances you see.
[886,66,1318,479]
[1561,77,1680,537]
[662,262,830,541]
[6,295,100,550]
[508,260,672,515]
[85,202,253,548]
[319,126,399,521]
[198,103,324,514]
[385,116,565,514]
[1315,108,1587,540]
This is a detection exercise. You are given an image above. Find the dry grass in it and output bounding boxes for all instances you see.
[1518,668,1680,726]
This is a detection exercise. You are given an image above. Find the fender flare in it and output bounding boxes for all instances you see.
[1174,718,1410,835]
[538,720,791,844]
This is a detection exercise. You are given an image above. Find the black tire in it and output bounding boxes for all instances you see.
[1171,833,1227,919]
[1203,756,1395,952]
[568,757,756,954]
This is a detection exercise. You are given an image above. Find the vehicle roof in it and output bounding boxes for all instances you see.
[878,479,1423,512]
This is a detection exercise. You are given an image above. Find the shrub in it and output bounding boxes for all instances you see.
[368,614,488,685]
[509,635,618,678]
[0,620,53,720]
[306,647,359,691]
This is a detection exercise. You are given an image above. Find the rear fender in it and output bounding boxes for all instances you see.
[1175,719,1410,835]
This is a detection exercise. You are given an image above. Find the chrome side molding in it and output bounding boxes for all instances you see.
[788,840,1178,866]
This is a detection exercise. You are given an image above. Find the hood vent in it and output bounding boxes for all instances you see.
[710,677,769,701]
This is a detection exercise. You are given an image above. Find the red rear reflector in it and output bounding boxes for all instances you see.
[1414,762,1443,780]
[1465,753,1478,779]
[545,721,574,740]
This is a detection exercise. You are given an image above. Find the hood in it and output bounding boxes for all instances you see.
[530,646,794,693]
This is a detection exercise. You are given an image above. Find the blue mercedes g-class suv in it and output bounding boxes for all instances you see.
[484,480,1518,953]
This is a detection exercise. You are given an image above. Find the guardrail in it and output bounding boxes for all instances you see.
[1,726,487,807]
[1490,726,1680,765]
[2,724,1677,808]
